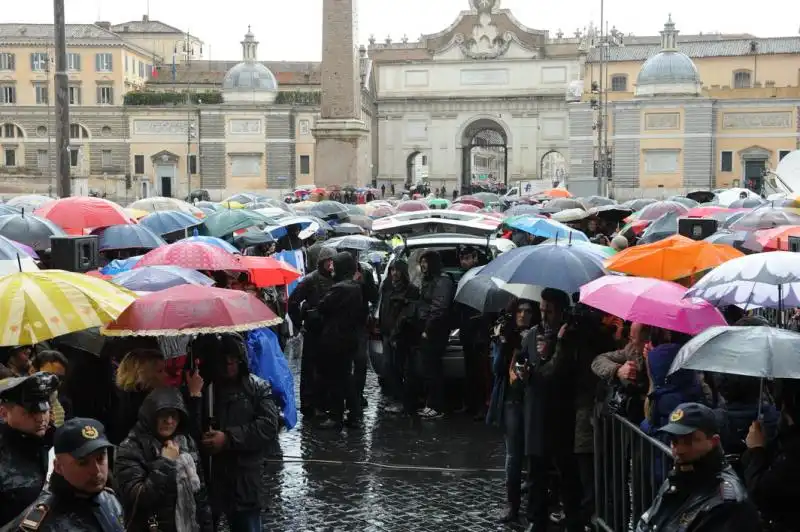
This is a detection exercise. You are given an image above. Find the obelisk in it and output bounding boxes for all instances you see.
[313,0,368,188]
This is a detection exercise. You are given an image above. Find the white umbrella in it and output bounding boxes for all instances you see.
[0,257,39,274]
[717,188,761,207]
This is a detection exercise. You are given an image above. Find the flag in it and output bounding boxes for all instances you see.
[274,250,305,296]
[151,64,159,79]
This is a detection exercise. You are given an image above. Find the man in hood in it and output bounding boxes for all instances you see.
[413,251,455,420]
[288,247,336,417]
[317,252,364,429]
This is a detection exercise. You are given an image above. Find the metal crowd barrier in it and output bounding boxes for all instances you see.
[593,413,673,532]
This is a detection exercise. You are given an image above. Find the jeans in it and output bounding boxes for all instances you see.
[216,510,262,532]
[503,401,525,510]
[526,453,584,532]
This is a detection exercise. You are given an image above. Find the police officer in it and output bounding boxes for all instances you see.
[635,403,763,532]
[1,417,123,532]
[0,373,59,526]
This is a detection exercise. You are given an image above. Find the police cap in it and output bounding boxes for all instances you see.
[54,418,113,459]
[0,372,59,413]
[659,402,720,437]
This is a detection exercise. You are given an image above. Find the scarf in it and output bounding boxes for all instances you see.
[174,448,201,532]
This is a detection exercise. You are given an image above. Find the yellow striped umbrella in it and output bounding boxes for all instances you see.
[0,270,138,346]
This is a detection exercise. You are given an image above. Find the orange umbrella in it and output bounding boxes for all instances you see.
[748,225,800,251]
[236,256,302,287]
[604,234,744,281]
[540,188,573,198]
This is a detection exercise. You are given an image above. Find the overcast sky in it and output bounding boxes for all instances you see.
[6,0,800,61]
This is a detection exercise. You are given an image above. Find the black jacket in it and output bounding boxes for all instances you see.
[742,423,800,531]
[0,474,124,532]
[208,372,280,513]
[378,262,420,342]
[287,266,335,335]
[0,423,52,526]
[417,252,455,339]
[114,388,213,532]
[635,448,762,532]
[318,253,364,351]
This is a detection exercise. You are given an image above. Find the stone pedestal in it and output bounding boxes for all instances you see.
[313,119,368,188]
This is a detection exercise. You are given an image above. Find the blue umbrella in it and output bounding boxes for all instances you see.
[92,224,166,251]
[478,242,606,296]
[139,210,202,236]
[506,216,589,242]
[184,235,240,254]
[100,255,143,275]
[265,216,331,238]
[0,234,35,260]
[111,266,214,292]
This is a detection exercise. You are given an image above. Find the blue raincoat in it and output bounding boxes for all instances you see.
[245,327,297,430]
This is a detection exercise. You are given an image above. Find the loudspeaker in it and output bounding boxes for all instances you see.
[789,236,800,252]
[49,235,99,273]
[678,218,718,241]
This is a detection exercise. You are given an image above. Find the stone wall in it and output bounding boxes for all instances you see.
[683,103,715,189]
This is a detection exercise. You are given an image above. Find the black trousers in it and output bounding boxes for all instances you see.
[299,332,321,414]
[461,336,489,413]
[421,336,446,411]
[526,453,584,532]
[325,347,359,422]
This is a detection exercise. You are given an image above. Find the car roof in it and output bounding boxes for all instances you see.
[399,233,515,249]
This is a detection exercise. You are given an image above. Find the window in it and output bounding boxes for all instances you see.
[125,56,129,73]
[138,62,145,78]
[421,155,428,165]
[66,53,81,71]
[721,151,733,172]
[4,148,16,167]
[610,74,628,92]
[134,154,145,174]
[733,70,752,89]
[70,124,88,139]
[0,53,15,71]
[34,84,48,104]
[299,155,310,175]
[298,120,310,136]
[68,86,81,105]
[30,52,48,72]
[101,150,112,168]
[0,85,15,104]
[95,53,113,72]
[188,154,198,175]
[2,124,22,138]
[69,148,79,167]
[37,150,48,169]
[96,85,114,105]
[779,150,792,161]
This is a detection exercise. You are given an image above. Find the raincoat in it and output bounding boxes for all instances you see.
[245,328,297,430]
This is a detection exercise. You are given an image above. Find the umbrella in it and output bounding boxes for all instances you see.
[633,201,689,222]
[0,213,67,251]
[506,216,589,242]
[331,223,364,236]
[224,192,268,205]
[8,240,38,260]
[111,266,215,292]
[728,197,765,209]
[668,326,800,379]
[252,207,291,220]
[91,225,166,252]
[589,205,634,225]
[427,198,451,209]
[546,198,584,212]
[450,203,481,213]
[234,228,275,248]
[717,188,761,207]
[704,230,750,251]
[202,209,268,238]
[139,211,203,236]
[604,234,743,281]
[347,215,373,231]
[365,205,395,218]
[455,265,514,313]
[35,197,131,233]
[580,276,726,335]
[479,242,606,296]
[686,191,717,204]
[504,204,541,217]
[623,198,657,211]
[685,206,736,219]
[6,195,54,212]
[685,251,800,308]
[323,235,391,252]
[0,258,40,274]
[742,226,800,252]
[396,200,430,213]
[0,270,137,346]
[552,208,589,224]
[638,211,680,244]
[539,188,572,198]
[129,197,203,218]
[100,256,143,275]
[101,285,282,337]
[308,200,349,221]
[0,234,37,260]
[728,206,800,231]
[184,235,240,254]
[265,216,328,239]
[135,241,245,271]
[473,192,501,204]
[247,199,295,214]
[345,204,367,216]
[581,196,617,209]
[123,208,150,220]
[667,196,700,208]
[454,196,485,208]
[236,256,302,287]
[542,239,616,260]
[0,205,20,216]
[195,201,224,212]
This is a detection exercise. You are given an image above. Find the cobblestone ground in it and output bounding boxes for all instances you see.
[252,354,528,531]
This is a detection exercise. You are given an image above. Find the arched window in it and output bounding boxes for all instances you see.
[0,123,24,138]
[733,70,752,89]
[69,123,89,139]
[610,74,628,92]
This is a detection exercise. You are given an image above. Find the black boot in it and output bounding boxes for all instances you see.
[496,506,519,524]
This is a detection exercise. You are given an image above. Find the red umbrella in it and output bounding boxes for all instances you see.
[101,285,282,337]
[236,256,302,287]
[454,196,485,208]
[450,203,481,213]
[35,197,132,233]
[135,241,244,271]
[85,269,112,281]
[685,206,736,218]
[396,200,430,213]
[747,226,800,251]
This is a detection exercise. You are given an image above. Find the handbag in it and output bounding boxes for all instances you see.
[126,484,161,532]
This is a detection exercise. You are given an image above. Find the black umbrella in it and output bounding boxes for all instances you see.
[581,196,617,209]
[667,196,700,208]
[331,223,364,235]
[454,266,514,313]
[589,205,634,224]
[0,212,67,251]
[686,190,717,204]
[728,197,765,209]
[623,198,657,211]
[233,227,275,248]
[639,211,679,244]
[308,201,350,222]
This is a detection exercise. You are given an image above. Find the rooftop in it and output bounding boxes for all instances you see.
[110,16,185,35]
[0,23,121,40]
[588,36,800,62]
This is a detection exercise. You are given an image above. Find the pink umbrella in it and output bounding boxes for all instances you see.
[450,203,480,213]
[454,195,485,208]
[135,241,244,271]
[579,276,725,335]
[396,200,429,213]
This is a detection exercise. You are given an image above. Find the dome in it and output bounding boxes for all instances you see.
[222,27,278,104]
[634,15,702,98]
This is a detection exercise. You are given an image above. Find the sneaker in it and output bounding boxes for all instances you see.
[383,403,404,414]
[417,407,444,420]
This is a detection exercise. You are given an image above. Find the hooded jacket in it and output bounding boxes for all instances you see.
[318,252,364,350]
[417,251,455,339]
[287,247,336,333]
[379,261,420,341]
[114,387,213,532]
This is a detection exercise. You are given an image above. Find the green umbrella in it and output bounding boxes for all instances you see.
[201,209,270,238]
[427,198,451,209]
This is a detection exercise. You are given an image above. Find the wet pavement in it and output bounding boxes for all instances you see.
[255,354,527,531]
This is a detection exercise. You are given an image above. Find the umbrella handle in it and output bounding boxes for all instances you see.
[757,378,764,420]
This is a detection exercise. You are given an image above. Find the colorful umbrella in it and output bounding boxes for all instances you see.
[604,234,743,281]
[135,241,244,271]
[219,200,246,210]
[449,203,481,213]
[35,197,131,233]
[100,256,143,275]
[91,224,166,252]
[111,266,214,292]
[0,234,36,260]
[454,196,485,208]
[139,211,203,236]
[505,216,589,242]
[123,208,150,220]
[396,200,430,213]
[539,188,572,199]
[202,209,269,238]
[184,235,240,254]
[101,285,282,337]
[685,206,737,219]
[728,206,800,232]
[580,276,726,335]
[741,226,800,252]
[237,256,302,287]
[0,212,67,251]
[427,198,451,209]
[128,197,204,218]
[0,270,137,346]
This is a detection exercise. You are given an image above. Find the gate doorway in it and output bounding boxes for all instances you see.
[406,151,429,188]
[461,119,507,194]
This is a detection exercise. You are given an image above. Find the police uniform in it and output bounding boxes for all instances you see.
[635,403,763,532]
[0,418,124,532]
[0,373,59,527]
